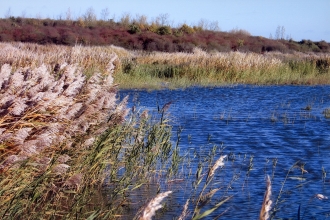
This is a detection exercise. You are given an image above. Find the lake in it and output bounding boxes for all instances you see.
[119,85,330,219]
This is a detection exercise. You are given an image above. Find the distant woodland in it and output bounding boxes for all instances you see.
[0,15,329,53]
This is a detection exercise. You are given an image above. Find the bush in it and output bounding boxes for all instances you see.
[60,31,77,45]
[179,24,195,34]
[128,23,141,34]
[316,58,330,73]
[157,26,172,35]
[147,23,158,33]
[316,41,329,52]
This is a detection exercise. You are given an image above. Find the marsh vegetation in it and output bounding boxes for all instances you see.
[0,42,330,219]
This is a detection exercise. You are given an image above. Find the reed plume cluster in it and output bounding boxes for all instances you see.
[0,42,130,74]
[0,42,176,219]
[0,52,124,172]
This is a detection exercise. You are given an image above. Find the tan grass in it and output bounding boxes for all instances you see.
[136,49,283,72]
[259,175,272,220]
[178,199,190,220]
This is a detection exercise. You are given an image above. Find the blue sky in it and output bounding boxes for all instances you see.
[1,0,329,42]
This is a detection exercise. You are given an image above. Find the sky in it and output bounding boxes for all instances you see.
[0,0,329,42]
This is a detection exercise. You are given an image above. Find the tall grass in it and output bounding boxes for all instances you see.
[3,42,328,89]
[117,47,330,88]
[0,42,178,219]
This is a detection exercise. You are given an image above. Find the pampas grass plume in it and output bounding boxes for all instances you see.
[208,155,227,179]
[136,191,172,220]
[259,175,272,220]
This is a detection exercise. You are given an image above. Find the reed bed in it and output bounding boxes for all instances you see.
[118,47,330,88]
[3,42,328,89]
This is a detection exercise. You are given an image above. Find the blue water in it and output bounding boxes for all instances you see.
[119,85,330,219]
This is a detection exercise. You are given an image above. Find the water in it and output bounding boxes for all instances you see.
[119,85,330,219]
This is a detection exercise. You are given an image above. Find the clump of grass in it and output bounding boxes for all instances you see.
[322,108,330,118]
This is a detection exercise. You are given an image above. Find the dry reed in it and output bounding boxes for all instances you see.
[208,155,227,181]
[0,42,153,219]
[0,50,126,172]
[134,191,172,220]
[178,199,190,220]
[259,175,272,220]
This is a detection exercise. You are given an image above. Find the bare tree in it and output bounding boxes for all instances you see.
[197,19,209,30]
[208,21,220,31]
[100,7,109,21]
[275,26,281,40]
[269,33,273,39]
[5,8,12,18]
[275,25,286,40]
[83,7,97,22]
[66,8,73,21]
[156,13,170,26]
[21,10,26,18]
[281,26,285,40]
[134,14,148,26]
[120,12,131,26]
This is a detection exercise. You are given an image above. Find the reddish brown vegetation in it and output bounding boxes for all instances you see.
[0,17,329,53]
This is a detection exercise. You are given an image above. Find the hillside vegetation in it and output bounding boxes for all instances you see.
[0,16,329,54]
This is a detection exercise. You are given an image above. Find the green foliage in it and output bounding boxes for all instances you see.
[128,23,141,34]
[179,24,195,34]
[147,23,159,33]
[157,26,172,35]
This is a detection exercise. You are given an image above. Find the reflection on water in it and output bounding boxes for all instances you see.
[119,85,330,219]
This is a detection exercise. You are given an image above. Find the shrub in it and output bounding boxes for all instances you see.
[316,58,330,73]
[157,26,172,35]
[316,40,329,52]
[60,31,77,45]
[128,23,141,34]
[147,23,158,33]
[179,24,195,34]
[173,29,183,37]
